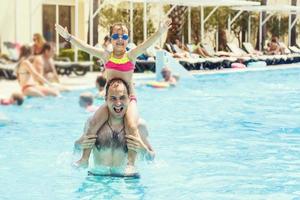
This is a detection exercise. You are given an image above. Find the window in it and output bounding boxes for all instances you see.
[42,5,72,48]
[43,5,56,42]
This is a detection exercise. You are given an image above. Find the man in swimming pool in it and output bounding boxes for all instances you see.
[75,78,155,176]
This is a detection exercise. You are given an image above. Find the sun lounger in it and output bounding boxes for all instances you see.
[226,43,254,62]
[54,61,93,76]
[242,42,281,65]
[289,46,300,54]
[165,43,207,70]
[0,61,17,80]
[3,41,20,62]
[135,60,156,72]
[278,42,300,63]
[177,43,229,69]
[201,43,237,63]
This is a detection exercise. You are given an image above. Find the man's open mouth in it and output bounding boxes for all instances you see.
[113,106,124,113]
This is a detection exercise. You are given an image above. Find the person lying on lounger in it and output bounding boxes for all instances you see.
[33,43,60,83]
[33,43,70,92]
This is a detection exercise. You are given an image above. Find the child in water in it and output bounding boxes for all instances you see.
[56,19,171,176]
[0,92,24,106]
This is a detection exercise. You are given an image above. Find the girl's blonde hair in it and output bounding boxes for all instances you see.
[33,33,45,46]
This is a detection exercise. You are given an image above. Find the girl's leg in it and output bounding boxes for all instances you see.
[75,103,109,167]
[23,87,45,97]
[38,86,59,96]
[125,100,139,167]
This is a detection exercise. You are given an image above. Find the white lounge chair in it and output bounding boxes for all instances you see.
[0,61,17,80]
[54,61,93,76]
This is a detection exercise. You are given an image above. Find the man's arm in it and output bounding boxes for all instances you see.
[74,118,97,152]
[49,58,60,83]
[24,60,52,87]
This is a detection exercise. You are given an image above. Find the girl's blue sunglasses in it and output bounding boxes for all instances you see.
[111,33,129,40]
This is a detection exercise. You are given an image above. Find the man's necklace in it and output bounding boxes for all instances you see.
[107,121,125,140]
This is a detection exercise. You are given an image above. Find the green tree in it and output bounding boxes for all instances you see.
[99,4,155,45]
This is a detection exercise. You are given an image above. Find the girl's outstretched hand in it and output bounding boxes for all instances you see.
[158,18,172,34]
[55,24,70,40]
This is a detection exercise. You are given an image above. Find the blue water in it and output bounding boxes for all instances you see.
[1,68,300,200]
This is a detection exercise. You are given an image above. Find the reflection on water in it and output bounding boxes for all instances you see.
[76,175,146,200]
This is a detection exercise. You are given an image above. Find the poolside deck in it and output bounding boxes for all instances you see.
[1,63,300,99]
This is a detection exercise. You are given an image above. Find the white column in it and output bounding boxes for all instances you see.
[200,6,204,43]
[188,7,191,44]
[227,15,231,33]
[248,15,251,43]
[259,12,262,51]
[56,4,59,55]
[89,0,94,67]
[75,0,78,62]
[130,1,133,43]
[143,0,147,41]
[15,0,18,42]
[29,0,32,42]
[216,28,219,51]
[288,13,291,46]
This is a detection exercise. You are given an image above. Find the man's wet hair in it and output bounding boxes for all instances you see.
[11,93,24,106]
[105,78,130,99]
[41,42,53,54]
[79,93,94,106]
[96,75,107,87]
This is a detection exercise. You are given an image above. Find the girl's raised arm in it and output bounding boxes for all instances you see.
[55,24,109,61]
[128,18,172,60]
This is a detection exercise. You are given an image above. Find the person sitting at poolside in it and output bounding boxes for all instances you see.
[95,74,107,99]
[79,92,99,113]
[33,43,60,84]
[75,78,155,176]
[161,67,178,86]
[0,92,24,106]
[266,36,283,55]
[16,45,59,97]
[32,33,46,55]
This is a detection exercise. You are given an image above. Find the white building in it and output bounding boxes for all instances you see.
[0,0,89,55]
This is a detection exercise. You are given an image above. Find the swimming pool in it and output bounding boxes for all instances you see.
[1,68,300,199]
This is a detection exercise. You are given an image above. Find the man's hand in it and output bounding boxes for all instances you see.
[79,134,97,149]
[55,24,70,40]
[126,134,148,153]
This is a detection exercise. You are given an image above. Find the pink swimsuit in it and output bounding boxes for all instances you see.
[105,53,137,102]
[105,53,135,72]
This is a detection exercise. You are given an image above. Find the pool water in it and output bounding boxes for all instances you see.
[1,68,300,200]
